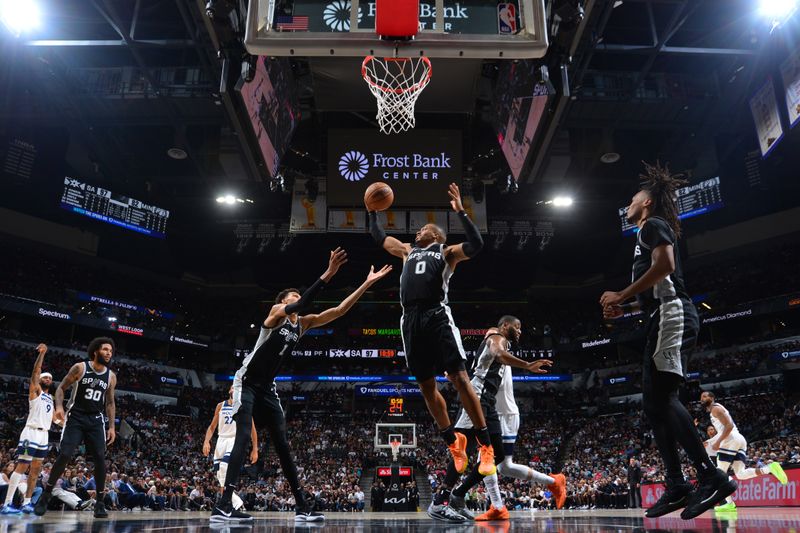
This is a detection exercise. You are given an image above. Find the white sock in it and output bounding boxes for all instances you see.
[23,498,31,505]
[232,492,244,510]
[725,495,734,505]
[760,466,771,476]
[499,457,555,485]
[483,474,504,509]
[4,473,23,506]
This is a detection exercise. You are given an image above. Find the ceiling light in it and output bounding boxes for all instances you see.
[216,196,225,203]
[167,148,188,160]
[0,0,41,36]
[759,0,798,20]
[600,152,620,164]
[224,195,236,205]
[701,302,712,310]
[552,196,573,207]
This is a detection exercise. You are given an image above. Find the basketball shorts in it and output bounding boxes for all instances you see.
[716,433,748,464]
[454,400,501,435]
[214,436,236,466]
[16,427,49,463]
[231,376,286,432]
[400,304,466,381]
[59,410,106,459]
[643,297,698,379]
[499,413,520,442]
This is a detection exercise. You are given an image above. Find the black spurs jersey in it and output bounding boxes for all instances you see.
[236,318,302,386]
[468,333,509,407]
[400,243,452,307]
[632,217,691,312]
[67,361,110,414]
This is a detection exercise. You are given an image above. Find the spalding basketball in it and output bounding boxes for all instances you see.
[364,182,394,212]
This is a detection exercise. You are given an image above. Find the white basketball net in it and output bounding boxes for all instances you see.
[362,56,432,135]
[390,439,402,461]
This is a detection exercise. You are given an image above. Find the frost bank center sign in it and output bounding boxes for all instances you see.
[327,130,462,207]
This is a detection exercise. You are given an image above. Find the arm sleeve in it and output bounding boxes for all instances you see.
[639,218,674,249]
[458,211,483,257]
[283,277,327,315]
[368,211,387,246]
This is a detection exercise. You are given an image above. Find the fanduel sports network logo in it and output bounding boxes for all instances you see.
[339,151,370,181]
[323,0,363,31]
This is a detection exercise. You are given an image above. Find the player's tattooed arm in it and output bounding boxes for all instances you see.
[203,402,222,456]
[55,362,84,421]
[106,371,117,445]
[600,243,675,309]
[29,343,47,400]
[445,183,483,265]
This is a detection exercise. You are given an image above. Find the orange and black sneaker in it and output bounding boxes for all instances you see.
[478,444,496,476]
[475,505,509,521]
[448,432,469,473]
[548,473,567,510]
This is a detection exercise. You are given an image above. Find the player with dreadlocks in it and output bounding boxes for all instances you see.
[600,162,736,520]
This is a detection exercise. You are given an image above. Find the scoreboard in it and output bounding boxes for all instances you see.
[619,176,723,235]
[60,177,169,238]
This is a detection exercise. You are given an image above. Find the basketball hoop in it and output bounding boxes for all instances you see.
[362,56,432,135]
[389,439,402,461]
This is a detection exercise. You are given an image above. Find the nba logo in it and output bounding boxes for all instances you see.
[498,3,517,34]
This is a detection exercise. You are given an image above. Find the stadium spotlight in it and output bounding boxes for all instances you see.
[0,0,41,36]
[759,0,798,21]
[552,196,574,207]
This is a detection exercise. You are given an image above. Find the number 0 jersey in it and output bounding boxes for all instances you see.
[400,243,452,307]
[235,318,303,387]
[67,361,110,414]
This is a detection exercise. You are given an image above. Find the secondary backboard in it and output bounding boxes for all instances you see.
[245,0,548,59]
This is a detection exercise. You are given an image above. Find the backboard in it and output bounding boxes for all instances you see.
[245,0,548,59]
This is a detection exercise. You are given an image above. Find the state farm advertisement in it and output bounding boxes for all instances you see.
[642,468,799,508]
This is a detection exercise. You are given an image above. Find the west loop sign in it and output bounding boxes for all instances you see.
[327,130,461,207]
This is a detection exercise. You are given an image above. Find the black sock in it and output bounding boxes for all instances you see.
[476,427,491,447]
[433,490,448,506]
[451,465,484,498]
[439,424,457,446]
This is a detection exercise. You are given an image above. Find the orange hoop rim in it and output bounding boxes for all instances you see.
[362,55,432,95]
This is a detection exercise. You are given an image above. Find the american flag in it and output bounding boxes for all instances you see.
[275,15,309,31]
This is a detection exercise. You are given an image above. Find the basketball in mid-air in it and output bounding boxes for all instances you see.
[364,182,394,212]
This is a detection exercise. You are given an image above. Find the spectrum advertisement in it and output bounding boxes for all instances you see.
[327,130,462,207]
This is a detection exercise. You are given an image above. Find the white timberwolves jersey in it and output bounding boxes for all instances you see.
[217,401,237,438]
[26,392,54,430]
[710,403,742,442]
[495,365,519,416]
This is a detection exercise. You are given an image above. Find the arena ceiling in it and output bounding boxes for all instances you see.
[1,0,799,287]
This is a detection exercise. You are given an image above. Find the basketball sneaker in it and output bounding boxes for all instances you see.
[295,509,325,522]
[477,445,496,476]
[769,462,788,485]
[21,503,35,514]
[93,501,108,518]
[427,502,467,523]
[715,501,737,513]
[33,491,52,516]
[475,505,509,521]
[210,502,253,522]
[449,432,468,474]
[447,493,474,521]
[0,504,22,515]
[680,471,737,520]
[644,479,692,518]
[548,473,567,510]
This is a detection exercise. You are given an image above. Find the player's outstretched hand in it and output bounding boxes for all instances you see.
[448,183,464,212]
[202,441,211,456]
[324,247,348,278]
[366,264,393,285]
[603,305,624,320]
[527,359,553,374]
[36,343,48,355]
